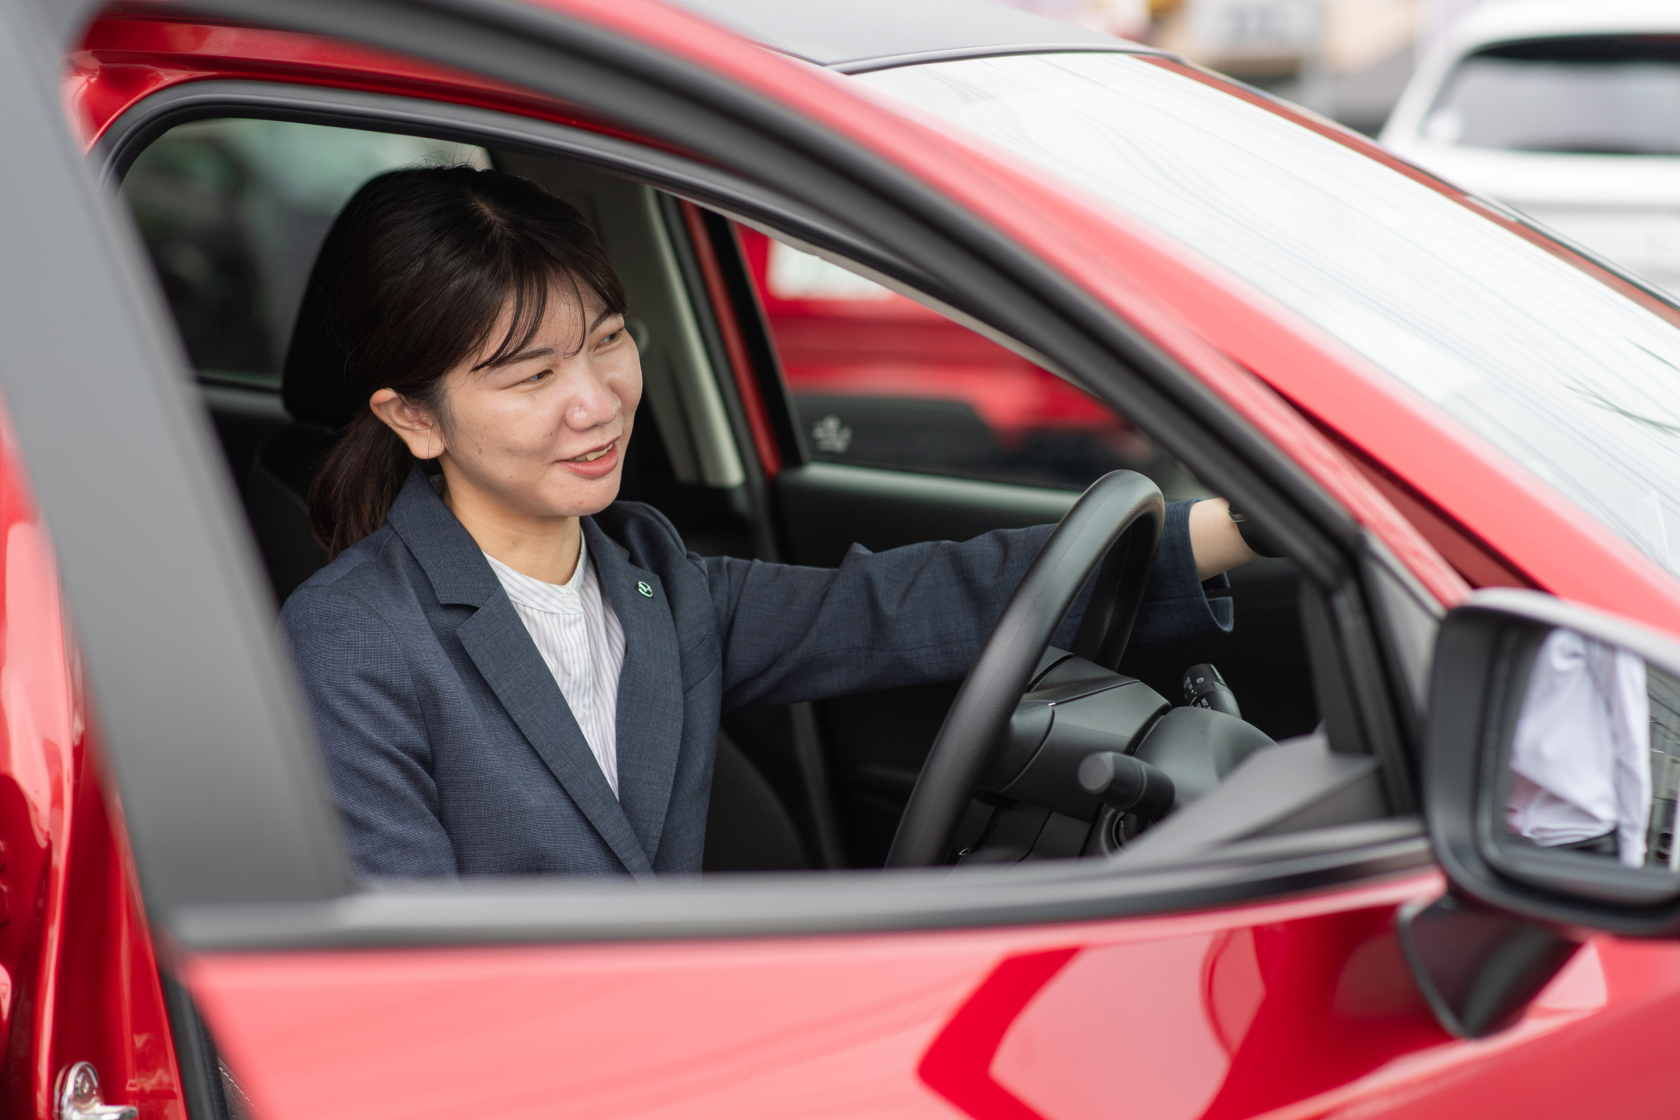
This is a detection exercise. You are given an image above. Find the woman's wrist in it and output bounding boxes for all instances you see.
[1188,497,1262,580]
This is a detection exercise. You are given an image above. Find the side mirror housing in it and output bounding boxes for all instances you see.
[1411,589,1680,1035]
[1424,589,1680,932]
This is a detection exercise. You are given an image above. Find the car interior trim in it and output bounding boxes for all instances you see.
[694,208,811,467]
[1362,536,1445,747]
[640,188,745,488]
[1115,732,1387,866]
[1335,550,1418,807]
[676,201,785,476]
[652,192,785,559]
[779,462,1083,541]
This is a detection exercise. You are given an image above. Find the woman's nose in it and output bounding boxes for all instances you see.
[562,369,621,430]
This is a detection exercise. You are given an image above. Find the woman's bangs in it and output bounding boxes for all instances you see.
[472,260,595,371]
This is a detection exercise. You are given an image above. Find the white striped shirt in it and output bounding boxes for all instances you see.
[484,534,627,796]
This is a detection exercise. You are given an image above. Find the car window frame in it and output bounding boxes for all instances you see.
[21,3,1431,950]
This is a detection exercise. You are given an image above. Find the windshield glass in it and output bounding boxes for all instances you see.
[1424,35,1680,154]
[857,52,1680,578]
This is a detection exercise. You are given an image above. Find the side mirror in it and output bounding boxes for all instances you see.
[1410,588,1680,1035]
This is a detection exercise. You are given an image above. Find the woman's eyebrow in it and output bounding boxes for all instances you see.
[477,345,554,371]
[475,312,621,370]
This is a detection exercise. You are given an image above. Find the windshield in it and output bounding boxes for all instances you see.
[857,52,1680,578]
[1424,36,1680,155]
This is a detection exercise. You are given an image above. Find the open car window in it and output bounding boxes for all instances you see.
[103,104,1376,895]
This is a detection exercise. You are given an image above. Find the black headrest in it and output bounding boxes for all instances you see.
[281,296,364,430]
[281,184,377,430]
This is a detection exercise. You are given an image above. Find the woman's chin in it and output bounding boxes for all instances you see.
[543,469,622,517]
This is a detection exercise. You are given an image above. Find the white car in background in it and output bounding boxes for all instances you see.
[1383,0,1680,293]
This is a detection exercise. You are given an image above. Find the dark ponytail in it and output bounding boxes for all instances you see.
[287,166,627,558]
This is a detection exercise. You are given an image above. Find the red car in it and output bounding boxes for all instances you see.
[7,0,1680,1118]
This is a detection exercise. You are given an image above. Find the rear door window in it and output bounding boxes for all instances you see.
[738,226,1207,500]
[123,119,489,389]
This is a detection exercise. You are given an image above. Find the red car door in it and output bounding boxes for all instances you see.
[5,2,1680,1120]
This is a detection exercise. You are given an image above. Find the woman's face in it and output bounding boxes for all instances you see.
[413,285,642,522]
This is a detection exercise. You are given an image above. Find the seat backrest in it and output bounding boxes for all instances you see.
[704,733,810,871]
[244,423,336,604]
[243,203,368,605]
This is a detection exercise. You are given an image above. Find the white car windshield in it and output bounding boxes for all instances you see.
[858,52,1680,578]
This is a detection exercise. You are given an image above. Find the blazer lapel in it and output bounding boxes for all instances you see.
[584,518,685,864]
[387,469,652,876]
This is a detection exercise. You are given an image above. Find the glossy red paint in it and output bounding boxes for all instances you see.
[0,407,186,1119]
[919,946,1079,1120]
[67,14,612,148]
[182,874,1445,1120]
[180,870,1680,1120]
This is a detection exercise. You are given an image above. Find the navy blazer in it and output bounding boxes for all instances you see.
[282,469,1231,878]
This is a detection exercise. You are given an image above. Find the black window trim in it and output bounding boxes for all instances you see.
[15,0,1433,949]
[174,817,1432,951]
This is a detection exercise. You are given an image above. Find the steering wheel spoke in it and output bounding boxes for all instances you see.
[986,667,1172,820]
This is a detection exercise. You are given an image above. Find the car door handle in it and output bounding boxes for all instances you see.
[56,1063,137,1120]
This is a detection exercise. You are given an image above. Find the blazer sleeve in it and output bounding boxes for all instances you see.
[705,498,1230,712]
[281,585,459,878]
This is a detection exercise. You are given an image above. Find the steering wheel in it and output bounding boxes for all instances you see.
[885,471,1166,868]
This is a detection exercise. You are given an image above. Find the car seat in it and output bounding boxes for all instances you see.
[240,260,361,605]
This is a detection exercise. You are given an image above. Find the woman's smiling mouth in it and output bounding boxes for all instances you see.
[558,439,620,478]
[567,441,616,463]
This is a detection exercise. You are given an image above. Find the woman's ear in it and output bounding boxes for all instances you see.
[369,388,446,460]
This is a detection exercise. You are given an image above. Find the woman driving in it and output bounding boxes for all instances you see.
[281,166,1259,877]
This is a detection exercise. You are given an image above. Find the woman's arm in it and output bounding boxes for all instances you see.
[1189,497,1262,580]
[282,585,459,878]
[704,497,1251,713]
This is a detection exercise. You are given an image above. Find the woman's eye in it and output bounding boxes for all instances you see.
[600,329,622,347]
[523,369,551,385]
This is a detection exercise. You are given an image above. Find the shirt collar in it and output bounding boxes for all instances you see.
[483,531,591,614]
